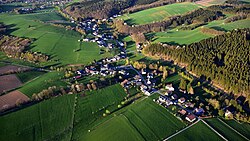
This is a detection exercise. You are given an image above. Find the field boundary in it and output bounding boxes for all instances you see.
[217,118,249,141]
[201,119,228,141]
[163,119,200,141]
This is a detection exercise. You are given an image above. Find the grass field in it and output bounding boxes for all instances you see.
[222,119,250,139]
[16,71,45,83]
[18,71,67,97]
[81,96,185,141]
[147,19,250,45]
[205,118,249,141]
[0,11,111,66]
[169,121,224,141]
[72,84,127,140]
[0,94,75,141]
[119,2,201,25]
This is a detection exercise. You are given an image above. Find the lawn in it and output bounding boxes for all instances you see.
[18,71,67,97]
[16,71,45,83]
[0,94,76,141]
[0,11,111,66]
[222,119,250,139]
[80,96,185,141]
[205,118,249,141]
[169,121,224,141]
[119,2,201,25]
[72,84,128,140]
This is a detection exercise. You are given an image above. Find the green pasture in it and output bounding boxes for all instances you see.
[0,11,111,66]
[0,94,75,141]
[119,2,201,25]
[222,119,250,139]
[16,71,45,83]
[18,71,66,97]
[148,19,250,45]
[205,118,249,141]
[72,84,127,140]
[82,96,185,141]
[169,121,224,141]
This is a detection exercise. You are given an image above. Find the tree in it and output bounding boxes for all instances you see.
[187,83,194,94]
[179,78,187,90]
[218,109,224,117]
[91,83,97,90]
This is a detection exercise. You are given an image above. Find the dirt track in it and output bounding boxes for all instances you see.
[0,90,29,111]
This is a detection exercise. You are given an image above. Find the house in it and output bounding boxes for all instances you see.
[144,90,151,96]
[171,94,178,100]
[141,69,146,75]
[165,84,175,91]
[165,90,172,96]
[159,96,166,103]
[165,99,173,106]
[178,109,187,115]
[184,102,195,108]
[178,97,186,104]
[185,114,196,122]
[225,110,233,118]
[194,108,205,116]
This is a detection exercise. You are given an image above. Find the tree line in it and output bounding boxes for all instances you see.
[143,28,250,97]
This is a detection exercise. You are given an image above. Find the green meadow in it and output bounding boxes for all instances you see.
[18,71,67,97]
[120,2,201,25]
[205,118,249,141]
[82,96,185,141]
[72,84,128,140]
[0,94,76,141]
[0,11,111,66]
[169,121,224,141]
[16,71,45,83]
[147,19,250,45]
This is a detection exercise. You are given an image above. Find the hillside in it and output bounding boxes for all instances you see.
[143,28,250,96]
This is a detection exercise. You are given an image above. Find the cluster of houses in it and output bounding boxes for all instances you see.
[155,84,206,123]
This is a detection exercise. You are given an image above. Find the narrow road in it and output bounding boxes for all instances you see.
[163,119,200,141]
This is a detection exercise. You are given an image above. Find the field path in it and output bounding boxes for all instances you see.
[201,119,228,141]
[163,119,200,141]
[69,94,78,141]
[217,118,249,141]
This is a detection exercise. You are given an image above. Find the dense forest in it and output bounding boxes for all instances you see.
[143,29,250,97]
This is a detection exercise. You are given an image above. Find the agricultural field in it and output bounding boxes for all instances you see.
[222,119,250,139]
[169,121,224,141]
[0,94,76,141]
[16,71,45,83]
[0,11,111,66]
[119,2,201,25]
[72,84,128,140]
[147,18,250,45]
[81,96,185,141]
[0,90,29,111]
[0,74,22,93]
[205,118,249,141]
[0,65,30,75]
[18,71,67,97]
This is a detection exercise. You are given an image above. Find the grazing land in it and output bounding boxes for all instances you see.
[0,74,22,93]
[147,18,250,45]
[72,84,128,140]
[18,72,66,97]
[0,12,111,66]
[82,96,185,141]
[16,71,45,83]
[205,118,249,141]
[169,121,224,141]
[120,2,201,25]
[0,94,75,141]
[0,90,29,111]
